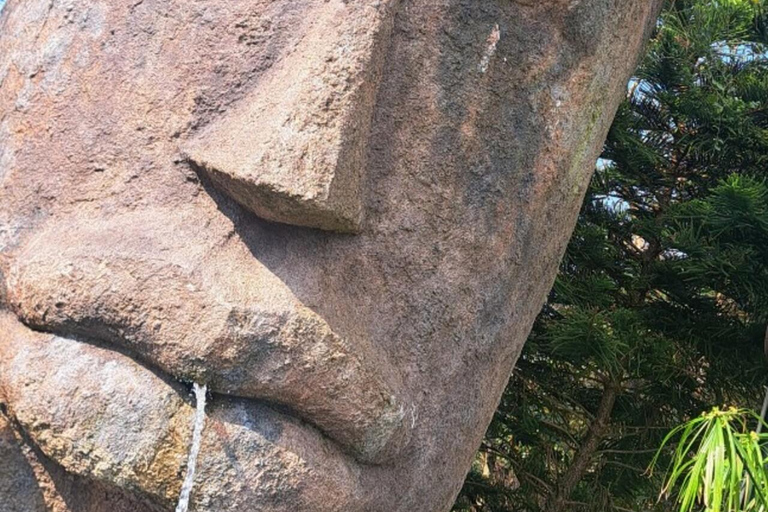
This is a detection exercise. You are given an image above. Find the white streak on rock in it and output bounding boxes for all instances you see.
[175,383,207,512]
[478,24,501,74]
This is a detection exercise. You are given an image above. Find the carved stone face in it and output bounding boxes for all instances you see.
[0,1,658,511]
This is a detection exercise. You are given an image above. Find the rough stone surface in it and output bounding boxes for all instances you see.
[0,409,161,512]
[0,0,662,511]
[0,413,46,512]
[3,210,410,464]
[0,314,361,511]
[184,0,399,233]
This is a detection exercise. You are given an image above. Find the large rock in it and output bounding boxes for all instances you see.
[0,0,661,510]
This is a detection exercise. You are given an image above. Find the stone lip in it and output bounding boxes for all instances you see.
[0,210,413,466]
[0,313,366,512]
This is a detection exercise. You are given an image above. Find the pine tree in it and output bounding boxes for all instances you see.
[455,1,768,510]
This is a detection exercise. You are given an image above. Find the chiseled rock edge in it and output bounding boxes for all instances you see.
[184,0,399,233]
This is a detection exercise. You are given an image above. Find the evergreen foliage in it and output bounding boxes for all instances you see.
[651,407,768,512]
[455,1,768,510]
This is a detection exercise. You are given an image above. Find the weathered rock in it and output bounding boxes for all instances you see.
[1,408,162,512]
[0,413,46,512]
[0,0,662,511]
[184,0,399,233]
[0,314,362,511]
[3,209,410,464]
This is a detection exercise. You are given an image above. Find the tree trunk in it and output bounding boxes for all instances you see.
[545,381,620,512]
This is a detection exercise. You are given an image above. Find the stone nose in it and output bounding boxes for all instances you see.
[183,0,399,233]
[1,209,411,464]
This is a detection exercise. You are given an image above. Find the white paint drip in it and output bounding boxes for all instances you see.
[478,24,501,74]
[175,383,207,512]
